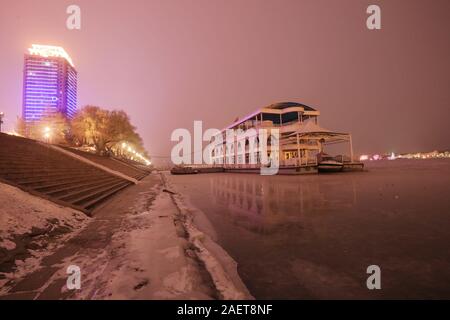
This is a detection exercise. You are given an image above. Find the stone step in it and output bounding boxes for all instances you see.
[11,171,107,184]
[82,182,131,211]
[16,173,110,186]
[37,176,119,195]
[0,133,134,213]
[65,180,132,206]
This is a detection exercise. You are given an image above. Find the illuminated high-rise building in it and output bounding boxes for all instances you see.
[22,44,77,123]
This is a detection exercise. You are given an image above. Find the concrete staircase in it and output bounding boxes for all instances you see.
[0,133,134,214]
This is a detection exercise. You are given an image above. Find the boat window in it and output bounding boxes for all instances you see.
[262,113,281,124]
[281,112,298,124]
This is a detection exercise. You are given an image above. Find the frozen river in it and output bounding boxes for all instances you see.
[166,159,450,299]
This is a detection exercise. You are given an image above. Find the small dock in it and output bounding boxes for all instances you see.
[174,162,364,175]
[342,162,365,172]
[224,164,318,175]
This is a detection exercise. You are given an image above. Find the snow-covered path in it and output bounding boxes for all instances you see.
[0,174,216,299]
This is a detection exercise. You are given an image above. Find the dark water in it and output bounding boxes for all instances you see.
[167,159,450,299]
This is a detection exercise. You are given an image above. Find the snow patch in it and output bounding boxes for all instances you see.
[163,174,253,300]
[0,182,89,293]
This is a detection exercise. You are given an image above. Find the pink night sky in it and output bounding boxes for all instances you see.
[0,0,449,163]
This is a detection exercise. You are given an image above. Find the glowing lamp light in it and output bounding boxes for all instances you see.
[372,154,381,161]
[388,152,396,160]
[359,155,369,161]
[28,44,74,67]
[42,126,52,141]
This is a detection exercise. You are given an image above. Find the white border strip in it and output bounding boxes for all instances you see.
[42,143,139,184]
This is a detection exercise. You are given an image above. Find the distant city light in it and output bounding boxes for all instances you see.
[359,151,450,161]
[397,150,450,160]
[359,154,369,161]
[388,152,396,160]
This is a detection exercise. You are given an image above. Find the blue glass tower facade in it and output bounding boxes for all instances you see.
[22,45,77,123]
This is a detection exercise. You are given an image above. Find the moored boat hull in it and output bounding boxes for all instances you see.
[318,161,343,173]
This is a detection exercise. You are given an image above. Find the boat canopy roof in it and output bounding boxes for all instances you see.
[287,121,350,143]
[266,102,316,111]
[223,102,318,131]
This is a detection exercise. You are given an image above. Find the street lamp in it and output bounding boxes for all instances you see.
[0,112,4,133]
[43,126,52,143]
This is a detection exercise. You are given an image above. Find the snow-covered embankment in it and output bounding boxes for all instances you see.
[162,174,253,300]
[0,182,89,293]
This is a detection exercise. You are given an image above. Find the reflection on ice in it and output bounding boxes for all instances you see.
[168,160,450,299]
[209,174,357,235]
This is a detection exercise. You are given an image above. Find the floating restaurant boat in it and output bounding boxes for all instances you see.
[208,102,364,174]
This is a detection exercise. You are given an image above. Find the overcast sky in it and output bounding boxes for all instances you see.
[1,0,449,163]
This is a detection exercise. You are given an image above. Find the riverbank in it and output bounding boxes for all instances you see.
[161,174,252,299]
[0,173,251,299]
[4,159,448,299]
